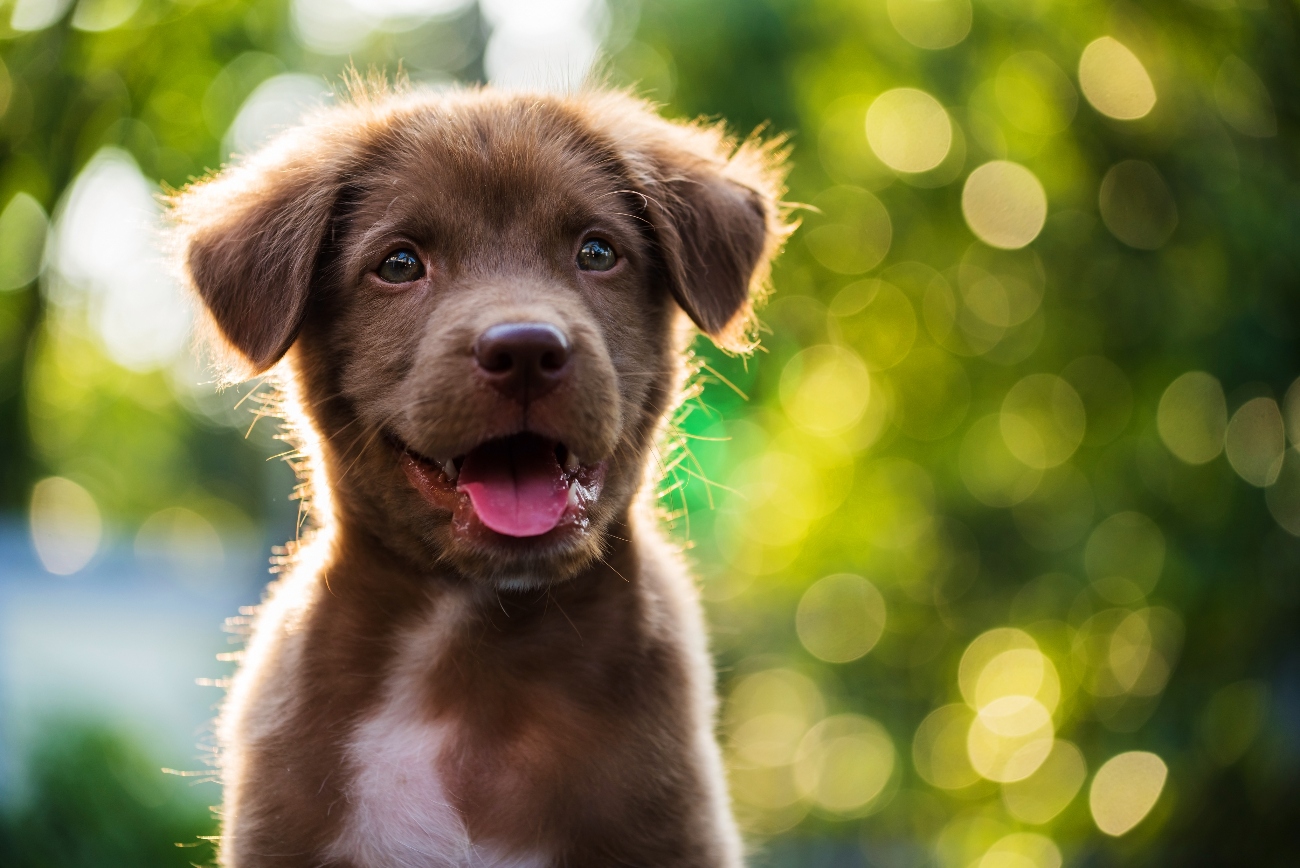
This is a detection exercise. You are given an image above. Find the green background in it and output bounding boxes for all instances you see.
[1,0,1297,865]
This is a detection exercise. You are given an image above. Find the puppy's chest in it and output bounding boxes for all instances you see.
[327,613,549,868]
[332,704,546,868]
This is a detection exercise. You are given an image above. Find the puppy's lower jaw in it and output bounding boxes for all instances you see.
[398,432,606,544]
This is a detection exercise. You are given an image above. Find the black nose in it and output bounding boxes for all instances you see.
[473,322,572,402]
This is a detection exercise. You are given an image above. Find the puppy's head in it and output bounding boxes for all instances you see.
[171,86,788,585]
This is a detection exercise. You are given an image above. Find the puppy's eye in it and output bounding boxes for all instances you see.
[577,239,617,272]
[377,249,423,283]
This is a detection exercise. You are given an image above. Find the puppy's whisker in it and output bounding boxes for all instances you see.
[334,411,408,483]
[595,553,631,584]
[545,589,583,642]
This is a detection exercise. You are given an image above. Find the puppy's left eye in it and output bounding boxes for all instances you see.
[577,239,617,272]
[377,249,424,283]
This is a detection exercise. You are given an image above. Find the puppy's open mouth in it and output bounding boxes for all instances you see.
[393,432,605,539]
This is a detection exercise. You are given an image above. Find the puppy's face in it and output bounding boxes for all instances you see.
[310,115,672,581]
[173,90,785,585]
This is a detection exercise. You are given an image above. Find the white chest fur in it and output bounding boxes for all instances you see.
[326,600,549,868]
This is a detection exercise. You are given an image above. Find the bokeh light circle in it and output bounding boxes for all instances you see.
[1224,396,1285,487]
[962,161,1048,250]
[0,192,48,291]
[1157,372,1227,464]
[1108,609,1175,696]
[829,280,917,370]
[960,415,1043,506]
[1078,37,1157,120]
[1215,55,1277,138]
[227,73,330,157]
[135,506,225,578]
[779,344,871,435]
[795,714,896,815]
[958,628,1061,715]
[978,832,1063,868]
[796,573,887,663]
[805,186,893,274]
[1085,511,1166,603]
[967,696,1055,783]
[886,0,972,50]
[912,704,981,790]
[1001,740,1088,824]
[29,476,102,575]
[975,648,1061,715]
[1089,751,1168,836]
[1099,160,1178,250]
[959,244,1046,328]
[1000,374,1087,469]
[1266,450,1300,536]
[1283,377,1300,445]
[866,88,953,174]
[726,668,824,769]
[1075,607,1182,698]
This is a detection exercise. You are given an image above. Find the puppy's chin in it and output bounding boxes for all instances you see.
[439,530,611,588]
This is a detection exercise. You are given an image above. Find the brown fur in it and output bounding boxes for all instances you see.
[169,82,789,867]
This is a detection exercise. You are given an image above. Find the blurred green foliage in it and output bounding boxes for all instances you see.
[0,723,214,867]
[2,0,1299,865]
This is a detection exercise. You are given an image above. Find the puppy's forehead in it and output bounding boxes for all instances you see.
[352,102,630,239]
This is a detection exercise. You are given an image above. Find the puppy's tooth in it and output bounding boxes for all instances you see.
[443,459,458,482]
[564,451,579,471]
[567,481,581,507]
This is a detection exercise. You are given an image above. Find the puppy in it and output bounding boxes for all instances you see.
[170,81,789,867]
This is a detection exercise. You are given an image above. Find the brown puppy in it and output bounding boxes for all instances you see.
[170,81,789,867]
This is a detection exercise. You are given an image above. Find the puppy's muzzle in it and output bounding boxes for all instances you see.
[473,322,571,404]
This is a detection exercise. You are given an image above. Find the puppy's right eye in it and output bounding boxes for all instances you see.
[377,249,424,283]
[577,239,617,272]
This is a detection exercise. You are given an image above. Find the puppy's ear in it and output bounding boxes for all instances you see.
[611,107,791,352]
[650,172,772,350]
[169,126,355,377]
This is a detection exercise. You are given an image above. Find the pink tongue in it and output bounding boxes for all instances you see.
[457,435,568,537]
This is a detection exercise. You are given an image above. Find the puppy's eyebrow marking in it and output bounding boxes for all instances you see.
[614,189,663,225]
[586,189,655,228]
[612,190,650,209]
[354,200,421,254]
[610,211,652,227]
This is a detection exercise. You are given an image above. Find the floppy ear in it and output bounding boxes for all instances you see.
[614,110,791,352]
[169,125,356,377]
[650,172,770,349]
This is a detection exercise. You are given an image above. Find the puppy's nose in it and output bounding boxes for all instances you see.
[473,322,571,402]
